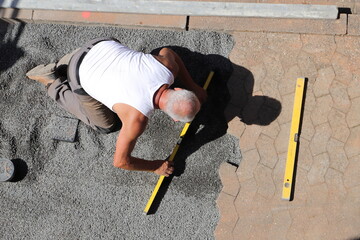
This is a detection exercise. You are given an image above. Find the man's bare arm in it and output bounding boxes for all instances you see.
[155,48,207,103]
[112,103,174,176]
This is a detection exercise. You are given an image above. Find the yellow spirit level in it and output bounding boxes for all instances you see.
[144,71,214,214]
[282,77,306,200]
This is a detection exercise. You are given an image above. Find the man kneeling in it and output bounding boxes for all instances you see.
[27,38,207,177]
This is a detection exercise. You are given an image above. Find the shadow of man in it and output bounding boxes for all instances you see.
[224,64,282,126]
[146,46,281,214]
[153,46,281,175]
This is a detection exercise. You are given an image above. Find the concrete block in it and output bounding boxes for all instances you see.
[33,10,187,29]
[47,116,79,142]
[189,13,347,35]
[348,14,360,36]
[0,1,340,19]
[219,162,240,197]
[0,8,33,20]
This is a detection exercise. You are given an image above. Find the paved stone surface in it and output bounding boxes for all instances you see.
[220,29,360,240]
[2,1,360,239]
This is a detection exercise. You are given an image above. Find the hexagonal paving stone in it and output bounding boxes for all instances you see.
[297,138,314,172]
[332,52,353,86]
[291,166,310,202]
[214,222,234,240]
[254,164,276,199]
[267,33,302,70]
[313,66,335,98]
[219,162,240,197]
[327,138,349,173]
[230,32,268,67]
[216,192,238,229]
[346,96,360,128]
[325,168,347,202]
[250,63,267,93]
[310,122,332,156]
[263,52,284,82]
[268,210,292,240]
[335,35,360,59]
[344,155,360,189]
[311,95,333,126]
[232,216,253,240]
[300,110,315,141]
[277,93,294,125]
[240,124,263,152]
[272,152,286,186]
[247,207,274,240]
[330,80,351,113]
[324,202,350,239]
[306,183,329,206]
[288,208,308,240]
[301,34,336,69]
[235,177,258,208]
[297,51,318,80]
[226,116,246,139]
[275,122,291,154]
[348,70,360,99]
[304,206,330,240]
[261,79,282,105]
[328,108,350,143]
[279,65,302,96]
[256,134,278,169]
[303,85,316,112]
[345,125,360,158]
[262,120,280,139]
[307,152,330,186]
[237,149,260,183]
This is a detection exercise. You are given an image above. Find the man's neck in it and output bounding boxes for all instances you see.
[153,84,169,109]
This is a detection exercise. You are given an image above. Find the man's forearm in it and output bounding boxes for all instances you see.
[113,156,161,173]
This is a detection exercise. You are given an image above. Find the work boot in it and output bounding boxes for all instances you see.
[26,63,56,86]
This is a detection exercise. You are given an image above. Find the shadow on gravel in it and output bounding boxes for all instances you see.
[0,22,282,236]
[0,6,26,72]
[148,46,282,214]
[10,158,28,182]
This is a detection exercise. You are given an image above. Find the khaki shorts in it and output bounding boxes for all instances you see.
[47,37,121,133]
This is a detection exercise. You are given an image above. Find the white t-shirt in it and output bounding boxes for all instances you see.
[79,40,174,117]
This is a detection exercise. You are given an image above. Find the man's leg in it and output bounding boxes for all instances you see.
[30,72,120,133]
[66,39,122,133]
[46,77,96,127]
[27,50,93,126]
[27,48,121,133]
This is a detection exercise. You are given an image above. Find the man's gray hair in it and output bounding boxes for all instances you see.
[164,89,200,122]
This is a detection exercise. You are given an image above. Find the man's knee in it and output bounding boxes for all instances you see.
[94,117,122,134]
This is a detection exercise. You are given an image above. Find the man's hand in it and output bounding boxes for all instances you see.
[153,160,174,177]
